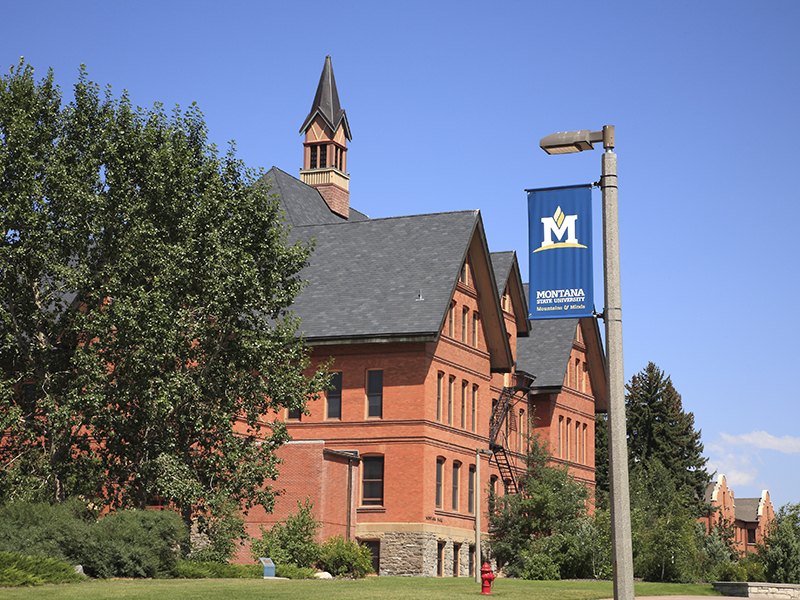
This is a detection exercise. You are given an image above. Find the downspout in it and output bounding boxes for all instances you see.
[346,457,353,540]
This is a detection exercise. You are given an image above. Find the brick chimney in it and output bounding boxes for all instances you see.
[299,56,351,219]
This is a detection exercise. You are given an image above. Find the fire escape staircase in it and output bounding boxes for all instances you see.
[488,371,534,495]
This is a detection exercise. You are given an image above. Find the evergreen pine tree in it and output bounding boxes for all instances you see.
[625,362,710,506]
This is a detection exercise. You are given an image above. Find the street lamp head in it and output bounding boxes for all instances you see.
[540,127,613,154]
[539,130,596,154]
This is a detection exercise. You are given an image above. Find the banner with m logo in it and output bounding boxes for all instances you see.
[527,184,594,319]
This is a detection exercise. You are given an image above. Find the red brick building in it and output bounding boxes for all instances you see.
[240,56,607,576]
[701,474,775,555]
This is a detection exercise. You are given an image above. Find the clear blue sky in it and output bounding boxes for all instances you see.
[4,1,799,508]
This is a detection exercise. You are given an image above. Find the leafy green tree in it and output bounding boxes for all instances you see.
[758,502,800,583]
[0,60,100,503]
[250,497,321,568]
[594,413,610,496]
[1,61,328,526]
[488,432,589,577]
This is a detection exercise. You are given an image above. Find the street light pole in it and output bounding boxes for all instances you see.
[540,125,634,600]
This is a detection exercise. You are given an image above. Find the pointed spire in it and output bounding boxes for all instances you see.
[300,55,351,140]
[299,56,351,219]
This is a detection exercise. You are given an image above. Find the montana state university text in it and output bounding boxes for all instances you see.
[536,288,586,312]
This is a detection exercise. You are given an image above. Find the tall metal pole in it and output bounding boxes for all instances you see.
[601,125,635,600]
[475,447,482,583]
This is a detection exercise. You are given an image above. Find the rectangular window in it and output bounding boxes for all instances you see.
[461,381,467,429]
[362,456,384,506]
[448,376,454,425]
[583,423,588,464]
[747,528,756,545]
[437,372,443,422]
[583,362,589,394]
[452,462,460,511]
[471,385,477,432]
[327,372,342,419]
[437,542,444,577]
[462,307,468,343]
[319,144,327,168]
[566,418,571,461]
[367,370,383,418]
[469,546,476,577]
[310,145,317,169]
[436,457,444,508]
[448,303,455,337]
[468,465,475,514]
[288,407,301,420]
[558,416,564,458]
[362,540,380,574]
[472,312,479,347]
[453,543,461,577]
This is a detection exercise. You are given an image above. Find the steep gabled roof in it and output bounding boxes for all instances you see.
[287,209,513,372]
[299,55,351,140]
[516,284,607,411]
[735,498,761,523]
[490,251,530,337]
[264,167,367,226]
[517,315,579,389]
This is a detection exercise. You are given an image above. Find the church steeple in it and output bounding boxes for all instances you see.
[300,56,351,218]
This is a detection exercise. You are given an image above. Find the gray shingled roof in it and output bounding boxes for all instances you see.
[265,167,351,227]
[736,498,761,523]
[704,481,716,503]
[289,211,480,342]
[490,251,515,299]
[516,284,576,389]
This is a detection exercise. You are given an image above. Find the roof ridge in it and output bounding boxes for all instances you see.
[291,209,479,228]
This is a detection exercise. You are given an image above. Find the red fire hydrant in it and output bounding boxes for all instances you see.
[480,562,495,595]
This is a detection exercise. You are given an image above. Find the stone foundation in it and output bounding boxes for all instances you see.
[713,582,800,598]
[357,529,489,577]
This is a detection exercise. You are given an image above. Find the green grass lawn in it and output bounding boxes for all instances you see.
[0,577,722,600]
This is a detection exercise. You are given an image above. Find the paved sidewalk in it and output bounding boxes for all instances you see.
[597,596,722,600]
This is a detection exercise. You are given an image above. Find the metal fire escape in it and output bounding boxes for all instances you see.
[488,371,535,494]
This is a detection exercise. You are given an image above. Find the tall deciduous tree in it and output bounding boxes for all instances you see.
[488,432,589,577]
[1,61,328,527]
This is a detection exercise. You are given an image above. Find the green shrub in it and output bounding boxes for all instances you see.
[503,548,560,580]
[275,563,316,579]
[250,497,320,568]
[0,499,94,563]
[175,560,261,578]
[0,500,188,579]
[318,536,374,578]
[0,552,85,586]
[82,509,188,578]
[715,561,747,582]
[189,510,248,563]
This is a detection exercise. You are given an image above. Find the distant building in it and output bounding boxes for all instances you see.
[701,474,775,554]
[238,56,607,576]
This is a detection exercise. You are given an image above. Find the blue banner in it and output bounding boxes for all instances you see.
[527,185,594,319]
